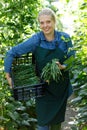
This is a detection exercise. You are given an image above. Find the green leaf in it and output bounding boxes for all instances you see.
[7,111,20,121]
[21,120,30,126]
[71,96,82,104]
[16,106,26,111]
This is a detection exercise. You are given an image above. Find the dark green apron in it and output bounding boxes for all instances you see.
[34,46,69,126]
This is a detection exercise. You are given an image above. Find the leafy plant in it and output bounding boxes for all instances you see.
[69,0,87,129]
[0,0,42,129]
[41,59,62,83]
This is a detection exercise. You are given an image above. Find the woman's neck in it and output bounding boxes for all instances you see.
[44,32,55,42]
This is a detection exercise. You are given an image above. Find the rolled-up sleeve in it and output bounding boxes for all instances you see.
[4,34,39,73]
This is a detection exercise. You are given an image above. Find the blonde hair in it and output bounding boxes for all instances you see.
[38,8,56,22]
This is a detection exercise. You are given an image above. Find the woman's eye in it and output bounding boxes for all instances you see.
[40,22,44,25]
[47,21,51,24]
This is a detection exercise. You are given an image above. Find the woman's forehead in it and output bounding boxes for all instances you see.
[39,15,53,22]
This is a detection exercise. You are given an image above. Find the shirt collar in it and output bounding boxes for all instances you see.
[40,30,58,41]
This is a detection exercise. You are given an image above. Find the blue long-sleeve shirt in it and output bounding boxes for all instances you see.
[4,30,74,73]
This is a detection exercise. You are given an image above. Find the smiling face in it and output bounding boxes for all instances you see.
[39,14,55,36]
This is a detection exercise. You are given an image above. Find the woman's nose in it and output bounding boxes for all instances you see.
[44,23,47,27]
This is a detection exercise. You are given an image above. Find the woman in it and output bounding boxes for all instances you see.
[4,8,74,130]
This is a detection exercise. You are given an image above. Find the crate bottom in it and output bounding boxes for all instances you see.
[13,82,47,101]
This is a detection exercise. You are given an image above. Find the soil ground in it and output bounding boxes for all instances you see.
[61,94,77,130]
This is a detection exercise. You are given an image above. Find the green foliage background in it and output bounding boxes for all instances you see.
[0,0,87,129]
[0,0,42,48]
[62,0,87,129]
[71,1,87,129]
[0,0,42,129]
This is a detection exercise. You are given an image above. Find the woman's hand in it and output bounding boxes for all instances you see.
[6,73,13,88]
[56,61,66,70]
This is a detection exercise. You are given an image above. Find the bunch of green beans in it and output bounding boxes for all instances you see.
[41,59,62,83]
[12,64,40,87]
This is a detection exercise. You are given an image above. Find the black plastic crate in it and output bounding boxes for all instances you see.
[12,53,46,101]
[13,83,46,101]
